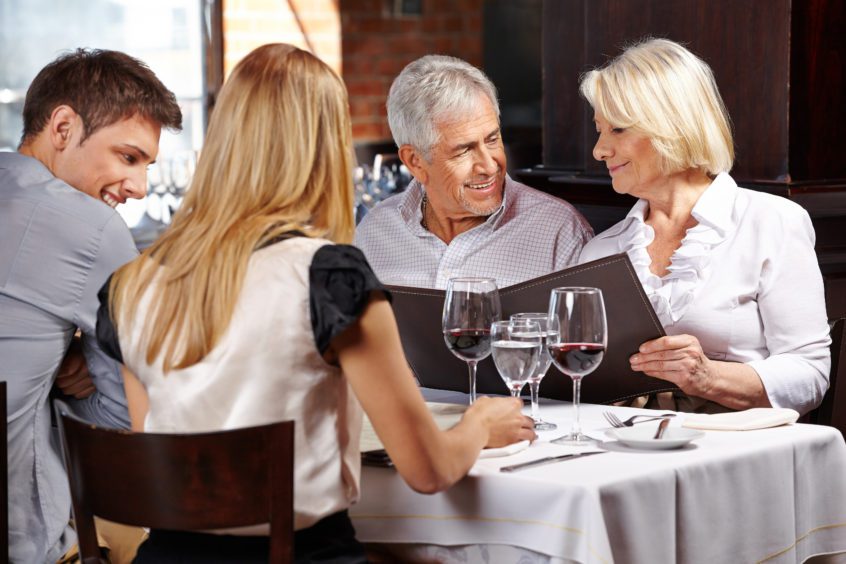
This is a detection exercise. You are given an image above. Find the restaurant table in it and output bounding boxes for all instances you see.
[351,390,846,564]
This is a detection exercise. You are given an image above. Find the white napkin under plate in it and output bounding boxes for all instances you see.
[477,440,531,459]
[682,407,799,431]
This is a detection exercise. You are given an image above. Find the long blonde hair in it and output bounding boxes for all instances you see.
[110,43,355,371]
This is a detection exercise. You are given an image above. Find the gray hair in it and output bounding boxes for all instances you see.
[387,55,500,161]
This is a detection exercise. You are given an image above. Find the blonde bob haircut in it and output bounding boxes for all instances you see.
[580,38,734,176]
[110,43,354,371]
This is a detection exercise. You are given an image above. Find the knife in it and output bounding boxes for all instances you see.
[500,450,607,473]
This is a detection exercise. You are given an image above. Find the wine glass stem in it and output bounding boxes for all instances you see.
[529,380,541,420]
[467,360,477,405]
[571,377,582,437]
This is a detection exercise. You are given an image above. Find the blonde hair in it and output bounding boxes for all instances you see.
[110,43,354,371]
[580,38,734,176]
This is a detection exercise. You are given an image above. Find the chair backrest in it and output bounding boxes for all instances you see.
[54,403,294,564]
[813,318,846,436]
[1,381,8,564]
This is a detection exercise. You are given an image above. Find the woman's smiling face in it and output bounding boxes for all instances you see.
[592,114,664,197]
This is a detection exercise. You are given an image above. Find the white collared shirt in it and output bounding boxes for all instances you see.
[355,174,593,289]
[580,173,831,414]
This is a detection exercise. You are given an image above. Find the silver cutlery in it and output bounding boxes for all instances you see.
[500,450,607,473]
[604,411,676,428]
[653,417,671,439]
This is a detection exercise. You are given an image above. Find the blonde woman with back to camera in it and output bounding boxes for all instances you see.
[97,43,535,563]
[579,38,830,415]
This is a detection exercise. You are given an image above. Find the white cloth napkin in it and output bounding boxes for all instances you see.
[477,440,530,459]
[682,407,799,431]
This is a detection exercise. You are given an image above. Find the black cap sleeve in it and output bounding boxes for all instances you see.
[309,244,391,355]
[95,274,124,364]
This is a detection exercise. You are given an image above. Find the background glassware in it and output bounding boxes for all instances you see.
[491,320,542,398]
[442,278,501,405]
[547,287,607,445]
[129,160,170,249]
[165,151,197,219]
[511,312,559,430]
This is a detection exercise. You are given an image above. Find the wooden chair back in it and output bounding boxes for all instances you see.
[1,381,8,564]
[54,403,294,564]
[812,318,846,436]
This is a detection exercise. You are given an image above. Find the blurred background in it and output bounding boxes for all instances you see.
[0,0,542,230]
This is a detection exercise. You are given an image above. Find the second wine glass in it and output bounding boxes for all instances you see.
[442,277,501,405]
[511,312,559,430]
[547,287,607,446]
[491,320,542,398]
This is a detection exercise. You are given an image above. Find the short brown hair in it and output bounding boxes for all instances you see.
[21,48,183,145]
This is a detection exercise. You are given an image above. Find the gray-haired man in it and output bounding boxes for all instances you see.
[355,55,592,289]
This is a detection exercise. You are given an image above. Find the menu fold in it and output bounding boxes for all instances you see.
[386,253,679,404]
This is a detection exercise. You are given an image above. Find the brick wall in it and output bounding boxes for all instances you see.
[222,0,341,75]
[341,0,484,141]
[221,0,484,142]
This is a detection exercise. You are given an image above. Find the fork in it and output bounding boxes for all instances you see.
[604,411,676,428]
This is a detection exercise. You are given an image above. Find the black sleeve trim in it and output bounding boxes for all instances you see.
[95,275,124,364]
[309,244,391,355]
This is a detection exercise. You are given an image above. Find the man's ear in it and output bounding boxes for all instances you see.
[398,144,429,186]
[47,105,80,150]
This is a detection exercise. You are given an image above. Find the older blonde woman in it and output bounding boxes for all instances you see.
[579,38,830,415]
[97,44,534,563]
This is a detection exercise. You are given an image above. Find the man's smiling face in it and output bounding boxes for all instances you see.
[52,112,160,208]
[418,93,506,220]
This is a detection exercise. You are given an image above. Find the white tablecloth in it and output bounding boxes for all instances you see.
[351,394,846,564]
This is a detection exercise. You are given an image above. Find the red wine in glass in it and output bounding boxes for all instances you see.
[442,277,500,404]
[547,287,607,445]
[547,343,605,377]
[444,329,493,361]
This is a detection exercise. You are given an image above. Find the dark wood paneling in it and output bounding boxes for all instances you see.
[542,0,584,170]
[790,0,846,181]
[528,0,846,315]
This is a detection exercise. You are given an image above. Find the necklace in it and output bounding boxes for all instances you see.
[421,193,429,230]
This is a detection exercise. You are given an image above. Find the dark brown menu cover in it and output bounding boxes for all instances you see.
[386,253,678,404]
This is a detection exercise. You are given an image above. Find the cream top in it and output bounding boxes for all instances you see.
[119,237,365,531]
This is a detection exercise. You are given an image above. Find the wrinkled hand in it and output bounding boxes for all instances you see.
[56,338,96,399]
[467,396,537,448]
[630,334,716,398]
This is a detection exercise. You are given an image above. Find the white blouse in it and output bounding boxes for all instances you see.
[580,173,831,414]
[118,237,365,531]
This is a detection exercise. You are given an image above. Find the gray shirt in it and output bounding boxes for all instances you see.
[0,152,136,563]
[355,175,593,289]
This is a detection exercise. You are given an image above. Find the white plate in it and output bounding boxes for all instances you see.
[607,427,705,450]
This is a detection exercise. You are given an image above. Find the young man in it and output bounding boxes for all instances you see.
[355,55,593,289]
[0,48,182,563]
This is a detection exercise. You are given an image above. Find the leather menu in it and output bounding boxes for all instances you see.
[386,253,678,404]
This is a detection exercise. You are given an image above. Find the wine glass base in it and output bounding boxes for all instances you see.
[533,419,557,431]
[551,433,595,446]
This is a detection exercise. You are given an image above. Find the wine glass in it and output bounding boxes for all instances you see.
[511,312,559,430]
[442,278,501,405]
[166,151,196,218]
[547,287,607,445]
[491,320,542,398]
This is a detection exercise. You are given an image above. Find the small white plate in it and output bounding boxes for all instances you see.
[607,427,705,450]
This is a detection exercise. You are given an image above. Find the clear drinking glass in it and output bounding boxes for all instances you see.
[491,320,542,398]
[511,312,559,430]
[442,278,501,405]
[547,287,607,445]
